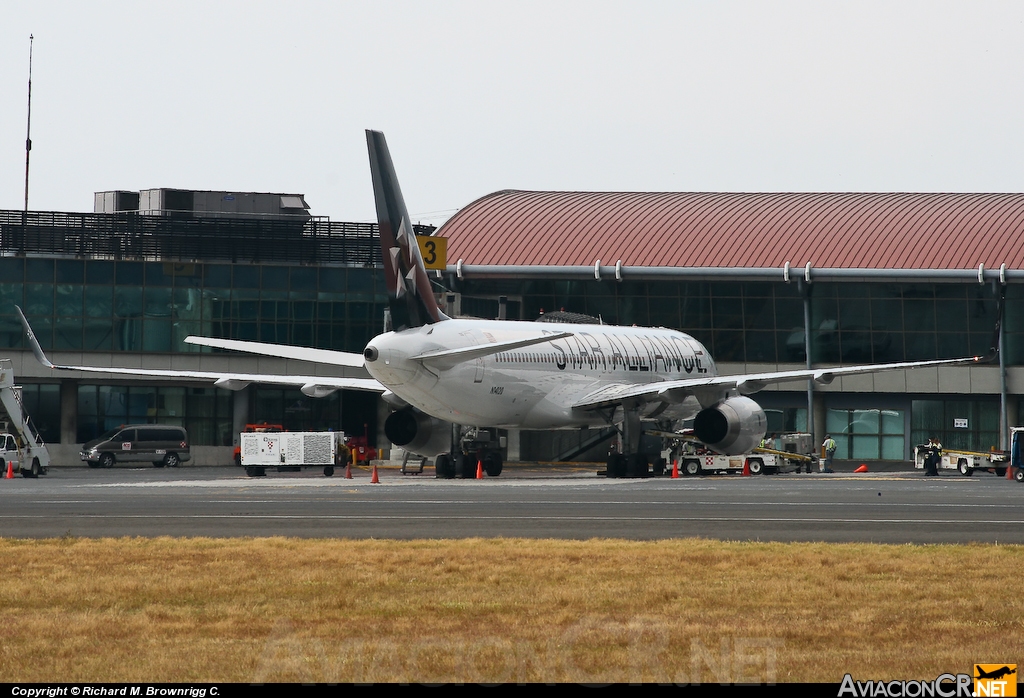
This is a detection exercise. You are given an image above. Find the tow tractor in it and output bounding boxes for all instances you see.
[913,444,1008,477]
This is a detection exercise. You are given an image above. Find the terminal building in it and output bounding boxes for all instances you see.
[1,188,1021,466]
[439,191,1021,463]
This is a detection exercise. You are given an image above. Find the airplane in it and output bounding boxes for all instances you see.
[975,666,1016,681]
[18,130,994,478]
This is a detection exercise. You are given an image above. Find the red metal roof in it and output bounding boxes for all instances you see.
[437,191,1024,269]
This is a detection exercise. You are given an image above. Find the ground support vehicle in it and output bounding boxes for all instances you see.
[0,360,50,478]
[346,430,378,465]
[663,431,815,476]
[676,450,810,476]
[241,431,341,477]
[1007,427,1024,483]
[435,427,506,479]
[913,445,1007,477]
[234,423,283,467]
[81,425,189,469]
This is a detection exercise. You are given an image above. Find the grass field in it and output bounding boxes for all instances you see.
[1,537,1021,683]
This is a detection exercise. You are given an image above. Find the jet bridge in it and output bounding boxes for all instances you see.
[0,359,50,477]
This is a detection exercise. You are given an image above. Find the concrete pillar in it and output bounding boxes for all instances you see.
[60,378,78,445]
[812,392,827,453]
[232,387,249,447]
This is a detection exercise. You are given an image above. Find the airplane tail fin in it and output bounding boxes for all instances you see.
[366,130,448,331]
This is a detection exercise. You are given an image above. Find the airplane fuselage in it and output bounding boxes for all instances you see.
[364,319,717,429]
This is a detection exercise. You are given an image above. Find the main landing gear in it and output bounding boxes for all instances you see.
[604,409,653,478]
[435,426,505,479]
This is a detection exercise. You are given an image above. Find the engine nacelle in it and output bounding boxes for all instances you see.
[384,408,452,457]
[693,396,767,455]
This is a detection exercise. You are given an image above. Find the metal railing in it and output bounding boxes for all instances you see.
[0,209,435,266]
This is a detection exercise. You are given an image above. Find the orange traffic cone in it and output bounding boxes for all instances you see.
[476,458,484,479]
[4,461,12,479]
[1007,465,1014,480]
[671,459,679,479]
[345,462,352,479]
[854,464,869,473]
[370,465,379,484]
[741,459,751,476]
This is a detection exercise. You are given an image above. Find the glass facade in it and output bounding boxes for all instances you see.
[456,277,1010,460]
[0,257,390,448]
[459,279,1003,365]
[0,258,388,355]
[76,384,233,446]
[910,399,1000,453]
[18,383,60,444]
[826,408,906,460]
[252,388,379,443]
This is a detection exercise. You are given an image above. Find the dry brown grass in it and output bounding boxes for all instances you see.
[0,537,1021,683]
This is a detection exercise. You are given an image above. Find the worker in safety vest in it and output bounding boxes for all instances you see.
[821,435,836,473]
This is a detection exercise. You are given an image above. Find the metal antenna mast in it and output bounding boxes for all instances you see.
[24,34,34,212]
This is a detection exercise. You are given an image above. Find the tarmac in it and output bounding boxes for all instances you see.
[0,461,1020,542]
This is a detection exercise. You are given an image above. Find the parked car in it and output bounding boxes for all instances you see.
[81,425,190,468]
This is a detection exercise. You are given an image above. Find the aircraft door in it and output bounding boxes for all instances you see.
[459,331,485,384]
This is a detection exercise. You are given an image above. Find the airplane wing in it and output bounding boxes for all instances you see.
[16,306,384,397]
[183,336,366,368]
[571,354,991,411]
[190,324,576,371]
[410,332,574,369]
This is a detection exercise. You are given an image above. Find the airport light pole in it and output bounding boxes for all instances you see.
[24,34,34,212]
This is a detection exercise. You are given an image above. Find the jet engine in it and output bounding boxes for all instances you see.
[692,396,767,455]
[384,408,452,457]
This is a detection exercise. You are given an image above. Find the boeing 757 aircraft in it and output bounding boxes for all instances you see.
[19,130,992,477]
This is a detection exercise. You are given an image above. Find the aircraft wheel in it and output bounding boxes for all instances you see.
[483,452,503,477]
[683,459,701,477]
[626,454,649,478]
[455,453,476,479]
[653,457,666,476]
[748,458,764,475]
[606,454,626,478]
[435,454,454,479]
[958,459,972,476]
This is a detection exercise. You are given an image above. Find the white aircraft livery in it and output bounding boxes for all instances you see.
[18,130,991,478]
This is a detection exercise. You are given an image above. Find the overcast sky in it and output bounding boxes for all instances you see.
[3,1,1024,226]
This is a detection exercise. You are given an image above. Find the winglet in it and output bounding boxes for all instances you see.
[15,306,54,369]
[366,130,448,331]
